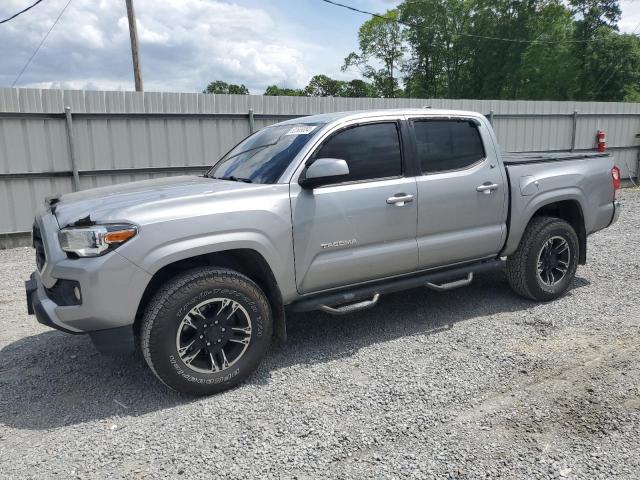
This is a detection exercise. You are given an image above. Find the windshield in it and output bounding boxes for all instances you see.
[208,123,323,184]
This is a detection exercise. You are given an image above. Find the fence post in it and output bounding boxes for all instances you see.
[248,108,255,134]
[489,110,494,126]
[64,106,81,191]
[570,111,578,152]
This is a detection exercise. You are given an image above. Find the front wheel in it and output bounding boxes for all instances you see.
[141,267,272,395]
[506,216,579,302]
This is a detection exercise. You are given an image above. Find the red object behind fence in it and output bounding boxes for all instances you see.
[597,130,606,152]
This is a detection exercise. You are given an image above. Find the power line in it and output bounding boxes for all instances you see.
[318,0,632,45]
[11,0,72,87]
[0,0,44,24]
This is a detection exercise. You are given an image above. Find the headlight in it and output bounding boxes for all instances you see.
[58,224,138,257]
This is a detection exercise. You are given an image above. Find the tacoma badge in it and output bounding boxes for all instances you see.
[320,239,358,249]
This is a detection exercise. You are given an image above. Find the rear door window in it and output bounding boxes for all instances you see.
[413,120,485,173]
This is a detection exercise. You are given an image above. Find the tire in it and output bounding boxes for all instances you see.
[506,216,579,302]
[141,267,272,395]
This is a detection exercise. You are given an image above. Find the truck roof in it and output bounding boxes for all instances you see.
[278,108,485,126]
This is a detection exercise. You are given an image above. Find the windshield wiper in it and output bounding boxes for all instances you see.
[214,175,253,183]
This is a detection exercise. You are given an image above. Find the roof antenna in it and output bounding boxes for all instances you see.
[423,105,432,109]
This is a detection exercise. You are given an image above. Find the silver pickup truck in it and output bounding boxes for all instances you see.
[25,109,621,395]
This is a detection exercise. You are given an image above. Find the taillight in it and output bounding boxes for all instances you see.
[611,166,620,199]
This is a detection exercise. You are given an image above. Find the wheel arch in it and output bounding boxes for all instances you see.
[507,198,586,265]
[134,248,286,342]
[532,200,586,264]
[504,188,588,264]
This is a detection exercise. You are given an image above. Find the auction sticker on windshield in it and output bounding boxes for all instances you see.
[285,126,317,135]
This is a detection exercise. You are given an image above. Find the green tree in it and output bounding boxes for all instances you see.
[398,0,635,101]
[263,85,304,96]
[399,0,474,98]
[583,30,640,101]
[303,75,378,97]
[263,77,377,97]
[623,84,640,102]
[228,0,637,102]
[342,79,377,97]
[304,74,346,96]
[228,84,250,94]
[519,2,578,100]
[462,0,548,99]
[342,9,406,97]
[569,0,622,98]
[203,80,249,94]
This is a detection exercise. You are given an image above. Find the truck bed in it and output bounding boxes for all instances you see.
[500,149,616,259]
[502,151,609,165]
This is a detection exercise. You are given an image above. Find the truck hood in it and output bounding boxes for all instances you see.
[52,176,253,227]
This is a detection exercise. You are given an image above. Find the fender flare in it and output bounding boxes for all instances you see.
[503,188,588,259]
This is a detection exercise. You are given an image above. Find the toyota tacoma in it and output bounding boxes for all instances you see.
[25,109,621,395]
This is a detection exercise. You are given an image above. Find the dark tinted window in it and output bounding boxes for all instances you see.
[313,122,402,182]
[413,120,485,173]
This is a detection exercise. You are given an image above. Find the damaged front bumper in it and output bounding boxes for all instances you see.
[25,211,152,345]
[25,271,82,334]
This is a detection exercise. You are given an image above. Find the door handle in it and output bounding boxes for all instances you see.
[476,183,499,194]
[386,194,414,206]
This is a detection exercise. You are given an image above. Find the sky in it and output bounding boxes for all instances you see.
[0,0,638,94]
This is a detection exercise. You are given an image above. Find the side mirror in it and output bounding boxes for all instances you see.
[299,158,350,189]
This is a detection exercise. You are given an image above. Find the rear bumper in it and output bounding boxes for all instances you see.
[609,200,621,227]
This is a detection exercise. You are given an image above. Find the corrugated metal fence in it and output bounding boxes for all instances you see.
[1,87,639,245]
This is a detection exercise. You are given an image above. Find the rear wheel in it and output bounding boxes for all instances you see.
[141,267,272,395]
[506,216,579,302]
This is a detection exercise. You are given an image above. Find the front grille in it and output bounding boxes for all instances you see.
[32,223,46,271]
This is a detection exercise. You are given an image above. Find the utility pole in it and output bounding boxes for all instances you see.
[125,0,143,91]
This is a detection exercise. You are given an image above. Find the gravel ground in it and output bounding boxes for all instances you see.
[1,190,639,480]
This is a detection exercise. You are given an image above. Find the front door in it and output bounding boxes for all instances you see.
[409,117,508,269]
[290,120,419,294]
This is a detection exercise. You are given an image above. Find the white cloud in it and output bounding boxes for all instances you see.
[0,0,325,92]
[2,0,638,93]
[620,0,640,33]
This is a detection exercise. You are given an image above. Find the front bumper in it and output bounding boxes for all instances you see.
[25,212,152,333]
[25,272,81,334]
[25,272,137,354]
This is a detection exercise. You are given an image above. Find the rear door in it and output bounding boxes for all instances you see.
[409,117,507,269]
[290,118,419,293]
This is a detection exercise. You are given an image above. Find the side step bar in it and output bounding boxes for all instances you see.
[426,273,473,291]
[318,294,380,315]
[288,259,503,314]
